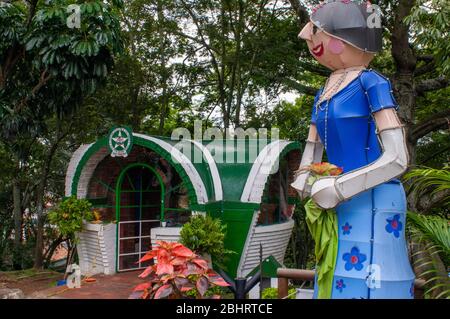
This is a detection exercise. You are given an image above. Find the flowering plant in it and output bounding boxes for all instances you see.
[131,241,229,299]
[296,162,343,185]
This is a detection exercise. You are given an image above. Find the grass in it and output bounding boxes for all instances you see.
[0,268,61,282]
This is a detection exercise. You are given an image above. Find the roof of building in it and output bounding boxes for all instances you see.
[65,132,301,208]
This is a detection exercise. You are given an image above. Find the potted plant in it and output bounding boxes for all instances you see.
[48,196,94,273]
[130,241,229,299]
[180,214,234,268]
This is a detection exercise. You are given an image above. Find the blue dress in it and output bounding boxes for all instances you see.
[311,69,415,299]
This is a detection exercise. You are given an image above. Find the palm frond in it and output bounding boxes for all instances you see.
[404,166,450,206]
[407,212,450,264]
[435,289,450,299]
[407,211,450,299]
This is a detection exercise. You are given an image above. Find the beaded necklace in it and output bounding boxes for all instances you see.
[315,71,349,150]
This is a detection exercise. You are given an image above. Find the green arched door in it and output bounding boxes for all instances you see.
[116,164,164,271]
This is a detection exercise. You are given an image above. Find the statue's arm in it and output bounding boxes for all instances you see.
[291,124,324,199]
[311,108,409,209]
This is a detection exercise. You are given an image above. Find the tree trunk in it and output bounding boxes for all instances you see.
[33,211,45,269]
[392,73,417,161]
[130,86,140,130]
[34,133,63,269]
[12,176,22,269]
[233,1,244,128]
[157,0,169,135]
[390,0,418,164]
[43,235,64,268]
[34,169,48,269]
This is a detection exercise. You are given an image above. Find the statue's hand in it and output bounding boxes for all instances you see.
[311,176,341,210]
[291,171,312,200]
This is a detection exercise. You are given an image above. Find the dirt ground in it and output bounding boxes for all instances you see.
[0,269,145,299]
[0,269,64,297]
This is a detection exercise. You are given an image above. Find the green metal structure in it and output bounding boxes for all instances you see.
[65,128,301,278]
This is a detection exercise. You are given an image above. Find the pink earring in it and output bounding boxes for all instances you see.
[328,38,345,55]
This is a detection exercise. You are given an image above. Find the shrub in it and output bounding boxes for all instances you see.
[180,214,234,262]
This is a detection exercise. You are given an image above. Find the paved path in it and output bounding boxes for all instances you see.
[30,270,145,299]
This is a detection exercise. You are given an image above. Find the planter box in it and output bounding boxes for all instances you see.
[76,221,116,276]
[150,227,182,246]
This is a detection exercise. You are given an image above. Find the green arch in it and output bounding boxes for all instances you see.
[69,136,205,209]
[115,162,165,223]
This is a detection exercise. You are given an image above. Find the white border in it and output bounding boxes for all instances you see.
[64,143,93,197]
[240,140,292,203]
[134,134,209,204]
[189,139,223,201]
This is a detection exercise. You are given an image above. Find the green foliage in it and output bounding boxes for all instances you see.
[48,196,93,239]
[0,0,124,268]
[416,131,450,168]
[180,214,234,262]
[405,166,450,194]
[261,287,296,299]
[405,0,450,74]
[246,97,312,141]
[0,0,124,137]
[404,167,449,298]
[407,212,450,298]
[408,212,450,266]
[404,166,450,209]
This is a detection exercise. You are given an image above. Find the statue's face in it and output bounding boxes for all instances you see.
[299,21,374,71]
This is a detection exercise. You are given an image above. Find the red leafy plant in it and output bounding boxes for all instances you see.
[130,241,229,299]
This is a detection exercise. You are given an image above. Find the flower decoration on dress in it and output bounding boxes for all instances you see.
[385,214,403,238]
[343,246,367,271]
[335,279,346,292]
[342,222,352,235]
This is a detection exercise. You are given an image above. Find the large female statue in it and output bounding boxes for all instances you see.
[291,0,415,299]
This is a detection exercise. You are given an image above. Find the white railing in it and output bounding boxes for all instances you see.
[239,219,295,277]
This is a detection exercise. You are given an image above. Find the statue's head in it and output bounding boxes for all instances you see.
[298,0,382,70]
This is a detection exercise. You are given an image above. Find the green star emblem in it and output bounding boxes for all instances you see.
[108,127,133,157]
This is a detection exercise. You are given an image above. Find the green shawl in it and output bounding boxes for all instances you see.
[305,199,338,299]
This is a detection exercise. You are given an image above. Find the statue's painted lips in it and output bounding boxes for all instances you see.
[312,42,324,57]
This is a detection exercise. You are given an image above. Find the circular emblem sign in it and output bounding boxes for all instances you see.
[108,126,133,158]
